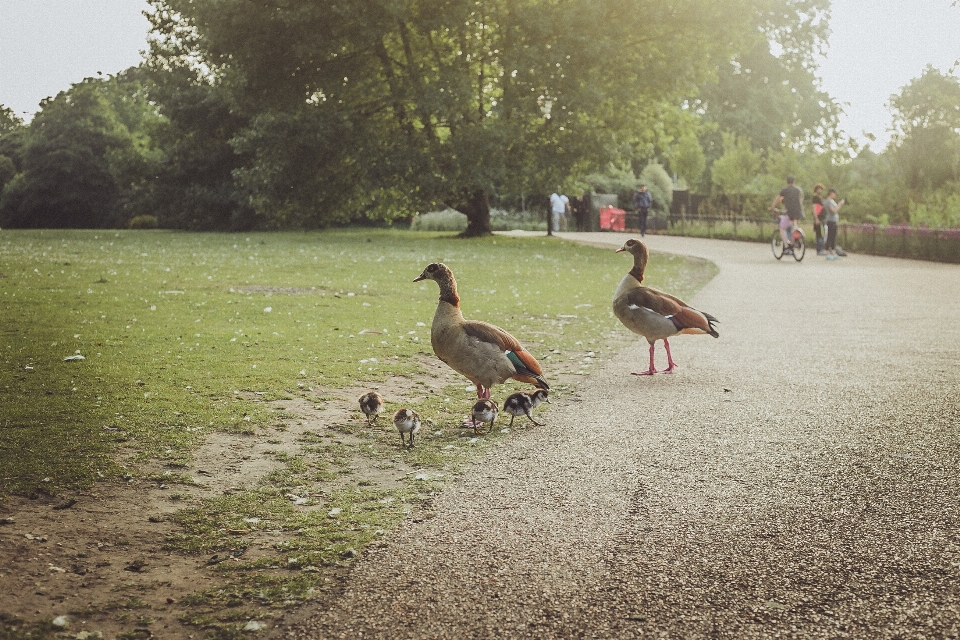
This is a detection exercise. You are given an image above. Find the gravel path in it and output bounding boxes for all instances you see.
[287,233,960,639]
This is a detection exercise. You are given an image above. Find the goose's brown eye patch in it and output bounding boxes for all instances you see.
[427,264,438,272]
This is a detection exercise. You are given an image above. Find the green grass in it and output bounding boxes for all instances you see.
[0,228,713,498]
[0,228,716,637]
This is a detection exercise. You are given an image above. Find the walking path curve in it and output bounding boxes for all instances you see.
[289,232,960,639]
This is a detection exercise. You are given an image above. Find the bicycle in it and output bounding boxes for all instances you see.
[770,208,805,262]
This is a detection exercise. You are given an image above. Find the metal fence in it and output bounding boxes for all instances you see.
[631,214,960,264]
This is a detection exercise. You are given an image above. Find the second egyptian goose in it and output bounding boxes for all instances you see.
[414,263,548,398]
[613,239,719,375]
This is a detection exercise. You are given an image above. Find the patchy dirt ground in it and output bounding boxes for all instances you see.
[0,363,435,639]
[0,350,591,639]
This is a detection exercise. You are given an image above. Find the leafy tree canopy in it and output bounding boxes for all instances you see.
[711,132,762,195]
[146,0,768,234]
[692,0,843,173]
[0,72,161,229]
[888,66,960,193]
[0,105,24,133]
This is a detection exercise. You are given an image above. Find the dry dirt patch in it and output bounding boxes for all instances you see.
[0,368,449,639]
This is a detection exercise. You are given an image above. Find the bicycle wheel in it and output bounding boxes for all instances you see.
[771,231,784,260]
[792,235,805,261]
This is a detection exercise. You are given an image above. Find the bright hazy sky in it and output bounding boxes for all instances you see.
[1,1,958,149]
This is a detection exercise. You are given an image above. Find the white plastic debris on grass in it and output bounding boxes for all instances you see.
[243,517,260,524]
[63,355,85,361]
[244,620,267,631]
[328,507,342,516]
[51,615,68,627]
[264,307,272,313]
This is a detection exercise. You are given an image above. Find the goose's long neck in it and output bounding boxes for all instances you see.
[438,275,460,308]
[628,256,645,284]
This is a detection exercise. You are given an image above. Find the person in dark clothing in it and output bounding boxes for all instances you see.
[769,175,804,255]
[632,185,653,237]
[571,193,590,231]
[811,183,825,255]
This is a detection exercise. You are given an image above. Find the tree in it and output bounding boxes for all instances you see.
[670,135,706,191]
[711,132,762,196]
[147,0,764,235]
[0,74,160,229]
[0,106,23,133]
[639,163,674,216]
[0,106,24,195]
[888,66,960,193]
[693,0,843,183]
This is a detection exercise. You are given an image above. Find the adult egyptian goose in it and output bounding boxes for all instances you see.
[470,399,498,434]
[503,391,545,427]
[613,239,719,375]
[358,391,384,425]
[413,263,548,399]
[393,408,421,448]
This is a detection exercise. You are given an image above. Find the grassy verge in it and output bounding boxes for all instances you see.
[0,228,716,637]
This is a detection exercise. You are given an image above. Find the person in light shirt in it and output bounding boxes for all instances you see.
[549,191,570,232]
[822,188,845,260]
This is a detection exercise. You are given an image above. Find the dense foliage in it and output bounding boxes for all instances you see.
[0,71,161,229]
[141,0,761,234]
[2,2,958,232]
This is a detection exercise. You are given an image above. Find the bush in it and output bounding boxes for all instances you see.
[639,163,674,215]
[410,208,547,232]
[128,214,159,230]
[583,164,639,209]
[410,209,467,232]
[490,208,547,231]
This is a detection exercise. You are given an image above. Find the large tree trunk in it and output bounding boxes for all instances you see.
[458,189,492,237]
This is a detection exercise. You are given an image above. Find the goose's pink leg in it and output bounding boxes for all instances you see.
[662,338,678,373]
[631,343,658,376]
[476,384,489,399]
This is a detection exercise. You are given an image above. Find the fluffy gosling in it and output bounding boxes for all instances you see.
[358,391,385,425]
[470,399,498,435]
[393,408,421,448]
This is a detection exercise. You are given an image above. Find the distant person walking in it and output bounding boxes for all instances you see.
[823,188,844,260]
[632,184,653,237]
[550,191,570,233]
[812,183,826,255]
[769,175,804,256]
[571,192,589,231]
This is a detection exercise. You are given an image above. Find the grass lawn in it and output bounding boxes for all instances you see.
[0,228,716,636]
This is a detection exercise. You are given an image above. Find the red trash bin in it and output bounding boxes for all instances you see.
[599,206,626,231]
